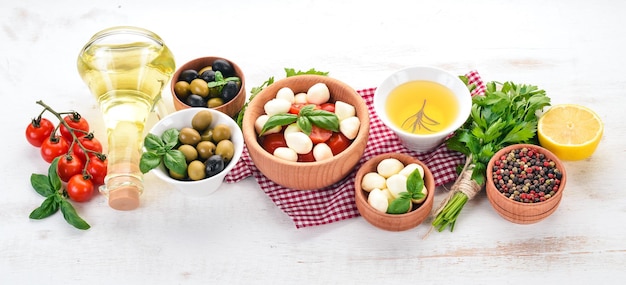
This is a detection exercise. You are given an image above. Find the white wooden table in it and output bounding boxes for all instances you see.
[1,0,624,284]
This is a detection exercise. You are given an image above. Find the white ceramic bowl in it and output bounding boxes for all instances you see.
[148,108,244,196]
[373,66,472,152]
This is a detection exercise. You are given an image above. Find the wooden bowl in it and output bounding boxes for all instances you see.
[354,153,435,231]
[242,75,370,190]
[486,144,567,224]
[170,56,246,118]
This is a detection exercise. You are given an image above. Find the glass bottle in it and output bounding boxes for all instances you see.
[77,26,175,210]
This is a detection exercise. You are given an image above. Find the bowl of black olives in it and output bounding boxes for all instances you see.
[147,108,244,196]
[170,56,246,118]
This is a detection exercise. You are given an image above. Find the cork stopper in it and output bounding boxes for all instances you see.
[108,186,140,211]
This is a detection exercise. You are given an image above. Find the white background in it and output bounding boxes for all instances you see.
[1,0,624,284]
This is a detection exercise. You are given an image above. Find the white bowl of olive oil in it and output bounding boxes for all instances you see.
[373,66,472,153]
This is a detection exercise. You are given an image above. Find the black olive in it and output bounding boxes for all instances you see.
[178,69,198,83]
[186,94,206,107]
[199,69,216,82]
[205,154,225,177]
[220,81,240,103]
[211,59,235,77]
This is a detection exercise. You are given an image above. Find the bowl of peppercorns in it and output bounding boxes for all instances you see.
[486,144,567,224]
[170,56,246,118]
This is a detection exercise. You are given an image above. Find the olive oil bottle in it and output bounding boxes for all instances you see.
[77,26,175,210]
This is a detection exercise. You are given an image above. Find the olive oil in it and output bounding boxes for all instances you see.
[77,27,175,210]
[385,80,459,135]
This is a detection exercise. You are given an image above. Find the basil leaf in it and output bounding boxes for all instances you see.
[298,105,316,116]
[48,157,62,192]
[297,115,312,135]
[164,150,187,176]
[59,199,90,230]
[406,169,424,195]
[260,113,297,135]
[29,195,59,219]
[307,110,339,132]
[161,128,180,150]
[387,195,412,214]
[31,173,54,197]
[144,133,165,152]
[139,151,162,174]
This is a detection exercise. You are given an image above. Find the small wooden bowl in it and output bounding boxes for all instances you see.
[354,153,435,231]
[242,75,370,190]
[170,56,246,118]
[486,144,567,224]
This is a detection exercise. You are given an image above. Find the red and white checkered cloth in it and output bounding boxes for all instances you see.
[224,70,486,228]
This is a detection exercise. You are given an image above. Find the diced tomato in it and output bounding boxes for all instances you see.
[318,103,335,113]
[326,132,351,155]
[260,132,287,155]
[297,151,316,162]
[309,125,333,144]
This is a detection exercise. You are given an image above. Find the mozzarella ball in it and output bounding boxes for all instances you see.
[399,163,424,179]
[361,172,386,192]
[411,185,428,204]
[386,174,408,199]
[275,87,295,103]
[273,147,298,162]
[334,101,356,121]
[306,83,330,104]
[264,98,292,116]
[255,114,281,135]
[284,131,313,154]
[377,158,404,178]
[367,188,389,213]
[313,143,333,161]
[294,92,308,104]
[339,116,360,140]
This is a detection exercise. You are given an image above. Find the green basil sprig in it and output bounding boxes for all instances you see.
[259,104,339,136]
[386,169,426,214]
[29,157,90,230]
[139,128,186,175]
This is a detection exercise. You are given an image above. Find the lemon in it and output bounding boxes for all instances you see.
[537,104,603,160]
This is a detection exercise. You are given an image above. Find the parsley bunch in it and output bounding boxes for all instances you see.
[431,80,551,232]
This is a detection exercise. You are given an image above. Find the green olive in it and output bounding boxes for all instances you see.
[215,139,235,161]
[174,81,191,99]
[207,97,224,108]
[187,160,206,181]
[179,127,201,146]
[178,144,198,163]
[191,110,213,132]
[169,168,187,180]
[196,141,216,160]
[200,128,213,142]
[189,78,209,98]
[212,124,231,143]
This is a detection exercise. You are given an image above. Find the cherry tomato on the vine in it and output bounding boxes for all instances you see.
[40,136,70,163]
[57,154,85,183]
[72,136,103,159]
[59,113,90,142]
[326,132,351,155]
[25,117,54,147]
[86,157,107,185]
[66,174,94,202]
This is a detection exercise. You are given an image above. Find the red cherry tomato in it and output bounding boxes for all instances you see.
[40,136,70,163]
[66,174,94,202]
[59,114,90,142]
[288,103,307,115]
[309,125,332,144]
[260,132,287,155]
[86,157,108,186]
[326,132,351,155]
[297,150,316,162]
[72,136,103,159]
[57,154,85,183]
[318,103,335,113]
[25,117,55,147]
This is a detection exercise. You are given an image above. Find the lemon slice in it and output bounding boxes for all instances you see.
[537,104,603,160]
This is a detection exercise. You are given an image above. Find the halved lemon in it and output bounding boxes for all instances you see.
[537,104,603,160]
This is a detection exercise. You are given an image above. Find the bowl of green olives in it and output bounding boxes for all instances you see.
[170,56,246,118]
[147,108,244,196]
